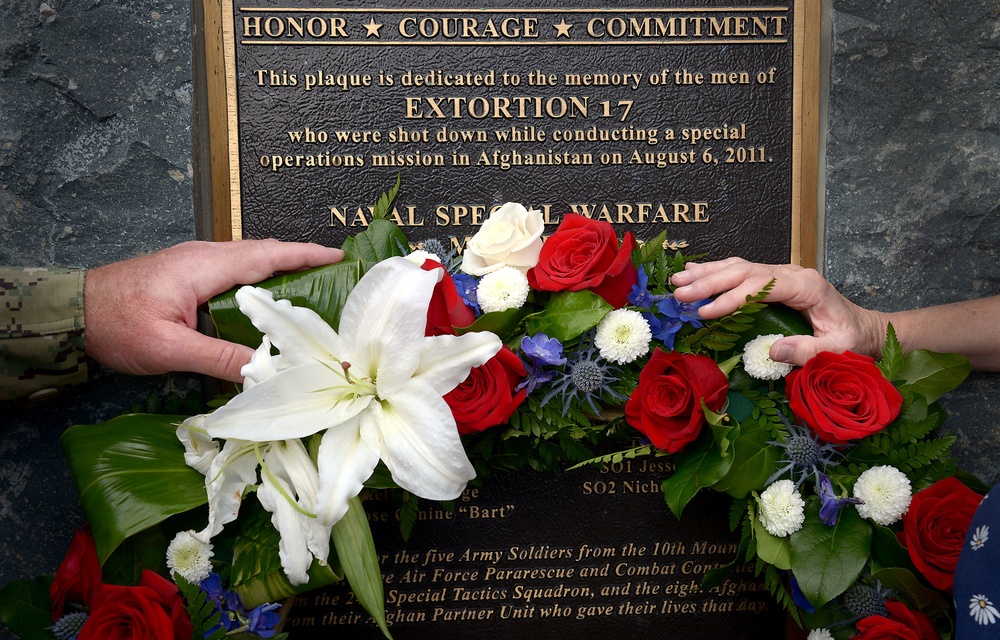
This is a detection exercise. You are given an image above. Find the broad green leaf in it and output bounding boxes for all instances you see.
[524,290,612,343]
[712,425,780,498]
[790,502,871,608]
[102,525,169,586]
[872,566,952,618]
[61,414,207,562]
[457,306,530,338]
[342,219,409,272]
[0,576,56,640]
[209,261,362,349]
[870,523,914,572]
[662,435,734,519]
[749,502,792,570]
[725,391,755,423]
[332,496,392,639]
[744,303,812,340]
[897,349,972,403]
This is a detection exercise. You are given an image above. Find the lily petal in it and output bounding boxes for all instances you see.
[204,362,372,441]
[176,415,219,475]
[236,286,341,368]
[378,380,476,500]
[338,258,438,396]
[200,438,259,539]
[258,440,330,585]
[413,332,502,395]
[315,413,381,527]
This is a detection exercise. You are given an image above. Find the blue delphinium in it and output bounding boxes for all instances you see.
[451,272,480,314]
[517,333,567,394]
[200,572,281,637]
[817,473,862,526]
[628,266,711,349]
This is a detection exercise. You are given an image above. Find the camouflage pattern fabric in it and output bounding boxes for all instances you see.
[0,267,87,402]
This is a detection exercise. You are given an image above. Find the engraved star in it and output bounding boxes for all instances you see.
[363,18,383,38]
[553,18,573,38]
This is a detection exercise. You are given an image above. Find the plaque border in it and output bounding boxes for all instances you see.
[198,1,819,267]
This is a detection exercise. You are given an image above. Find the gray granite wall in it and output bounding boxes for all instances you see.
[0,0,997,619]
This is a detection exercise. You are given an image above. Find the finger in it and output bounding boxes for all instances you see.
[189,240,345,300]
[156,326,256,382]
[670,257,748,287]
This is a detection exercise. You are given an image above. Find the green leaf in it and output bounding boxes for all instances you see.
[879,323,904,380]
[61,414,207,562]
[342,219,409,272]
[871,566,952,618]
[176,574,227,640]
[743,303,812,339]
[870,523,914,572]
[371,174,401,221]
[897,349,972,403]
[712,424,780,498]
[636,230,667,264]
[0,576,56,640]
[332,497,392,639]
[789,502,872,608]
[749,501,792,570]
[457,306,530,338]
[662,435,734,519]
[209,261,362,348]
[524,290,612,343]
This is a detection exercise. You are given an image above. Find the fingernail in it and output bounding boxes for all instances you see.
[772,344,793,363]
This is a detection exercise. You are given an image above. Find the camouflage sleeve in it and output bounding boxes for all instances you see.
[0,267,88,402]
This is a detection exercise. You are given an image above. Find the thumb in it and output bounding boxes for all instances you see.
[769,335,836,368]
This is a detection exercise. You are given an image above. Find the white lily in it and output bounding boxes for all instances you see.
[198,257,502,582]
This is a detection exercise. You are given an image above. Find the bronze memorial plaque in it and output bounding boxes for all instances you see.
[197,1,819,637]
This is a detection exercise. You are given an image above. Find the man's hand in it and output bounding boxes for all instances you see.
[83,240,344,381]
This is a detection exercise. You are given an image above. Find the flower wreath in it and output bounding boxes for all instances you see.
[0,181,984,640]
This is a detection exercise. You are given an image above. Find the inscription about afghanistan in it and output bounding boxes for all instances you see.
[217,1,813,265]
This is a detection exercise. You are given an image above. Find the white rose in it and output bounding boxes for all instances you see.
[460,202,543,275]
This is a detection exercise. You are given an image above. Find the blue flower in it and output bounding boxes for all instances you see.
[541,334,624,415]
[521,334,567,366]
[789,575,815,613]
[645,312,684,349]
[247,602,282,638]
[628,266,655,309]
[517,334,566,394]
[817,473,862,526]
[657,296,709,327]
[451,273,480,314]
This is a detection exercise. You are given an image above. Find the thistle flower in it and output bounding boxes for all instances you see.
[843,582,890,619]
[853,465,912,526]
[542,336,624,416]
[767,416,842,488]
[743,334,794,380]
[594,309,651,364]
[758,479,805,537]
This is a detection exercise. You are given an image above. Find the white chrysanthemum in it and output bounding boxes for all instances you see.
[853,465,912,526]
[406,250,441,266]
[743,334,794,380]
[972,525,990,551]
[476,266,530,313]
[166,530,213,583]
[594,309,652,364]
[806,630,835,640]
[970,595,1000,626]
[759,479,805,537]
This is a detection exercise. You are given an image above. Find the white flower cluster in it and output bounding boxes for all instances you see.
[806,629,834,640]
[853,465,912,526]
[742,334,794,380]
[759,479,806,537]
[166,530,213,583]
[477,266,531,313]
[594,309,652,364]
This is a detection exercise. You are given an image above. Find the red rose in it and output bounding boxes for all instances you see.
[852,600,940,640]
[624,348,728,453]
[421,259,475,336]
[444,345,526,435]
[902,476,981,592]
[786,351,903,444]
[527,213,638,308]
[78,570,192,640]
[50,527,102,621]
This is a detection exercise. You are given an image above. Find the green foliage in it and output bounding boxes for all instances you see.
[175,574,227,640]
[371,174,401,221]
[662,434,734,519]
[61,414,207,562]
[789,501,872,608]
[681,281,776,354]
[566,444,658,471]
[397,491,419,542]
[331,497,392,639]
[0,576,56,640]
[523,290,613,343]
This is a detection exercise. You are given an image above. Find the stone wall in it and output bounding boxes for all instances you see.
[0,0,997,617]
